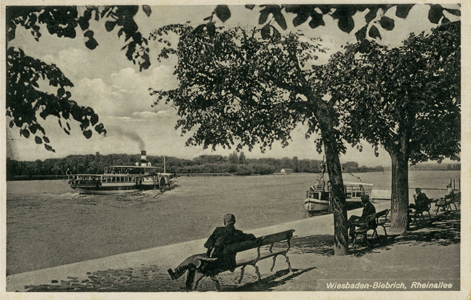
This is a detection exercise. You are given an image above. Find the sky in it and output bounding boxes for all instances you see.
[4,4,462,167]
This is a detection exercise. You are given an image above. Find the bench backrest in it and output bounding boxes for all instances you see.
[375,209,389,218]
[259,229,295,247]
[222,239,260,254]
[221,229,295,255]
[375,209,389,223]
[365,213,376,222]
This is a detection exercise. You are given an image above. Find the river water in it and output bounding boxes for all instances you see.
[6,170,460,275]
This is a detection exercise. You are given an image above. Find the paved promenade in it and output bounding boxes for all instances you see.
[6,200,463,297]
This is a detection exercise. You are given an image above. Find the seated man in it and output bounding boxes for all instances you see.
[434,184,455,212]
[167,213,256,289]
[410,187,430,212]
[444,183,454,201]
[348,194,376,240]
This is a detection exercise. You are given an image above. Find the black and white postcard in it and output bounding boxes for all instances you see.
[2,1,469,299]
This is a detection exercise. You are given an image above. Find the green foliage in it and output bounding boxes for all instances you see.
[228,150,239,164]
[150,24,330,153]
[7,6,150,66]
[7,153,386,180]
[235,165,252,176]
[296,159,322,173]
[6,47,106,152]
[215,5,231,23]
[320,21,460,232]
[342,161,358,172]
[250,163,276,175]
[6,6,151,151]
[209,4,458,41]
[2,154,286,178]
[149,11,459,250]
[148,21,364,254]
[239,152,246,164]
[340,21,460,164]
[192,154,225,164]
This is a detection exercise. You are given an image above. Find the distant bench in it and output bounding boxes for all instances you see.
[350,209,389,246]
[191,229,295,290]
[434,192,461,214]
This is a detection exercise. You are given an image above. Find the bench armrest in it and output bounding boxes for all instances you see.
[350,220,365,226]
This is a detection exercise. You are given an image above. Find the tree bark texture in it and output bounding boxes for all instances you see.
[318,103,348,255]
[389,151,410,234]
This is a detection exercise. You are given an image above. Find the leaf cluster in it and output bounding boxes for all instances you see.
[6,48,106,152]
[328,22,460,163]
[150,24,330,153]
[208,4,460,41]
[7,6,151,68]
[6,5,152,151]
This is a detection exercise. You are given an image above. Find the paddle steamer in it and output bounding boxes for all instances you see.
[68,151,175,194]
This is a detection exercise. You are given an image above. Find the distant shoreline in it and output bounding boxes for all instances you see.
[6,169,460,182]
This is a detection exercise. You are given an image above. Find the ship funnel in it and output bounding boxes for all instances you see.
[141,150,147,166]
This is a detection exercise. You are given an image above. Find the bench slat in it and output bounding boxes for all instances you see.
[376,209,388,218]
[235,250,286,268]
[222,239,260,255]
[259,229,294,246]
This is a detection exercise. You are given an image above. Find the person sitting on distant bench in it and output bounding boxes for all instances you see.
[167,213,256,290]
[434,184,455,212]
[444,183,454,201]
[409,187,430,211]
[348,195,376,240]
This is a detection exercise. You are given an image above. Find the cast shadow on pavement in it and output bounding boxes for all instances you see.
[23,211,459,292]
[286,210,460,258]
[226,267,316,291]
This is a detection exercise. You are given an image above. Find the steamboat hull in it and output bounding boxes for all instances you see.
[304,199,330,212]
[70,174,173,195]
[72,182,162,194]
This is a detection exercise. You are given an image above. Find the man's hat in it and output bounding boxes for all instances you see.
[361,194,370,202]
[224,213,236,225]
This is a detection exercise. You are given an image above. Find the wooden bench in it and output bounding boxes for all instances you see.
[435,192,460,214]
[452,192,461,210]
[350,209,389,245]
[375,209,390,236]
[191,229,295,290]
[409,199,433,225]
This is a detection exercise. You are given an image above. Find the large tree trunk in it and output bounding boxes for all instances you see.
[318,104,348,255]
[389,150,410,235]
[324,139,348,255]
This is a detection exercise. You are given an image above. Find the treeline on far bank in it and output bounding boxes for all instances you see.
[6,152,386,181]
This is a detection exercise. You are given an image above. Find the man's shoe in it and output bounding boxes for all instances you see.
[168,268,176,280]
[201,257,218,261]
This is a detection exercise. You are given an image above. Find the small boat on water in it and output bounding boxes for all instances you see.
[304,185,330,213]
[68,151,175,194]
[304,181,373,216]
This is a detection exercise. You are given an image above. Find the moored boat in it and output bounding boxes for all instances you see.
[68,151,175,194]
[304,181,373,216]
[343,182,373,201]
[304,185,330,214]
